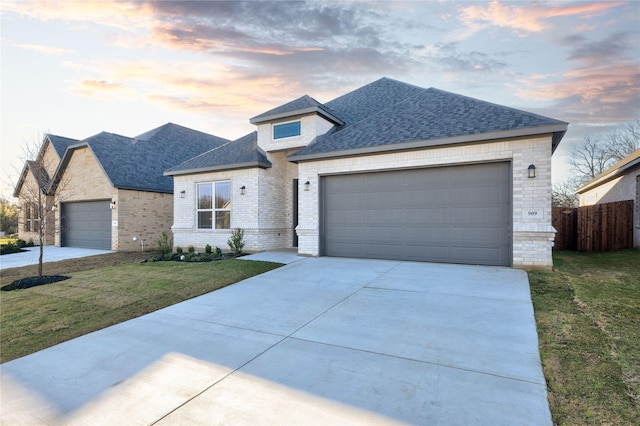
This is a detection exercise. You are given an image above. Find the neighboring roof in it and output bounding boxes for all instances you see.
[249,95,344,126]
[12,160,52,197]
[289,78,568,162]
[165,131,271,176]
[47,134,79,159]
[576,148,640,194]
[13,133,78,197]
[50,123,229,193]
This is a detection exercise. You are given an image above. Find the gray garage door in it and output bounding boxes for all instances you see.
[61,201,112,250]
[322,162,511,266]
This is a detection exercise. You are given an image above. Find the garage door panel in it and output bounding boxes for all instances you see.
[62,201,111,250]
[322,162,511,266]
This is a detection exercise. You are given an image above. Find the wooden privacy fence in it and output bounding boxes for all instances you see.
[552,200,634,252]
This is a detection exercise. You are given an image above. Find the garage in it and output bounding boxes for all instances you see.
[61,201,112,250]
[321,162,511,266]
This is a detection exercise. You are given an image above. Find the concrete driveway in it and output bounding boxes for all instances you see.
[0,246,112,269]
[0,255,551,425]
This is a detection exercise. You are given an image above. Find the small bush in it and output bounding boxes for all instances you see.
[16,239,26,248]
[215,246,222,257]
[156,232,173,257]
[176,246,183,255]
[227,228,245,257]
[205,244,212,254]
[187,246,196,255]
[26,238,35,247]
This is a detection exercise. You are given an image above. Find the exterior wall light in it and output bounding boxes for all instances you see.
[110,201,117,209]
[51,203,58,212]
[240,185,246,195]
[304,181,310,191]
[180,190,186,198]
[528,164,536,179]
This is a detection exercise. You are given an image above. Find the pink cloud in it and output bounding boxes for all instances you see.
[459,1,625,34]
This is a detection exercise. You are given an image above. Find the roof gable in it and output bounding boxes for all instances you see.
[47,134,79,159]
[250,95,343,125]
[165,131,271,176]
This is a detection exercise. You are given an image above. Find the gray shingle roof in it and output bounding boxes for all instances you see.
[165,131,271,176]
[47,134,78,158]
[250,95,343,125]
[53,123,229,193]
[289,79,567,161]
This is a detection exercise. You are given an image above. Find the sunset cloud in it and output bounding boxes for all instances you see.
[458,1,625,35]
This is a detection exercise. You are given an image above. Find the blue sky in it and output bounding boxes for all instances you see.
[1,1,639,199]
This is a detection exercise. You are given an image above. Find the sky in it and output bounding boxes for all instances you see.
[1,0,639,200]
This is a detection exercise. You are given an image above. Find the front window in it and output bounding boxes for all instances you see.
[273,121,301,139]
[24,202,39,232]
[197,181,231,229]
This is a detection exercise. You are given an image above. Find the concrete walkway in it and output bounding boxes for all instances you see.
[0,246,112,270]
[0,256,551,425]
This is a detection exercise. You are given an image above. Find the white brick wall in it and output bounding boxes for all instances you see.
[297,136,556,268]
[172,153,300,252]
[257,114,335,152]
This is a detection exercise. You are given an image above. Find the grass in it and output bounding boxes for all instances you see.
[0,256,282,363]
[529,249,640,425]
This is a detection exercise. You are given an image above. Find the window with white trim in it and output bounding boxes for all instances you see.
[197,181,231,229]
[273,121,301,139]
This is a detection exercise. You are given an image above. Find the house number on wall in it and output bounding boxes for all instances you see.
[523,210,543,219]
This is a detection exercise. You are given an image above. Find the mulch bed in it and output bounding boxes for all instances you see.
[1,275,71,291]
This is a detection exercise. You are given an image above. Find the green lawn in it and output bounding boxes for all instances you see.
[0,259,282,363]
[529,249,639,425]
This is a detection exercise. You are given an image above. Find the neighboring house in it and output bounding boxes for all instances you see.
[15,123,228,251]
[576,149,640,248]
[166,78,568,268]
[13,134,78,245]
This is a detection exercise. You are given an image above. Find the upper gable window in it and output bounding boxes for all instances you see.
[273,121,301,139]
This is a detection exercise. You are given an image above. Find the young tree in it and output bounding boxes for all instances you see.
[15,136,71,278]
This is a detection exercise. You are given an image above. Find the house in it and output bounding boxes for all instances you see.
[166,78,568,268]
[15,123,228,251]
[13,134,78,245]
[576,148,640,247]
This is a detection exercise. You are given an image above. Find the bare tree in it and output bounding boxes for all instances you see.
[555,116,639,206]
[15,136,71,278]
[569,135,614,184]
[552,177,580,208]
[604,116,640,161]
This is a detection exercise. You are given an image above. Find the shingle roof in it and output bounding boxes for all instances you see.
[165,131,271,176]
[52,123,229,193]
[47,134,78,158]
[250,95,343,125]
[289,79,567,161]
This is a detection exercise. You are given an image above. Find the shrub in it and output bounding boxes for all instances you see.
[187,246,196,255]
[156,232,173,257]
[205,244,212,254]
[26,238,35,247]
[227,228,245,257]
[16,239,26,248]
[215,246,222,257]
[176,246,183,255]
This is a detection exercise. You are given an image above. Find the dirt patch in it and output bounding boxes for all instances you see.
[0,251,157,283]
